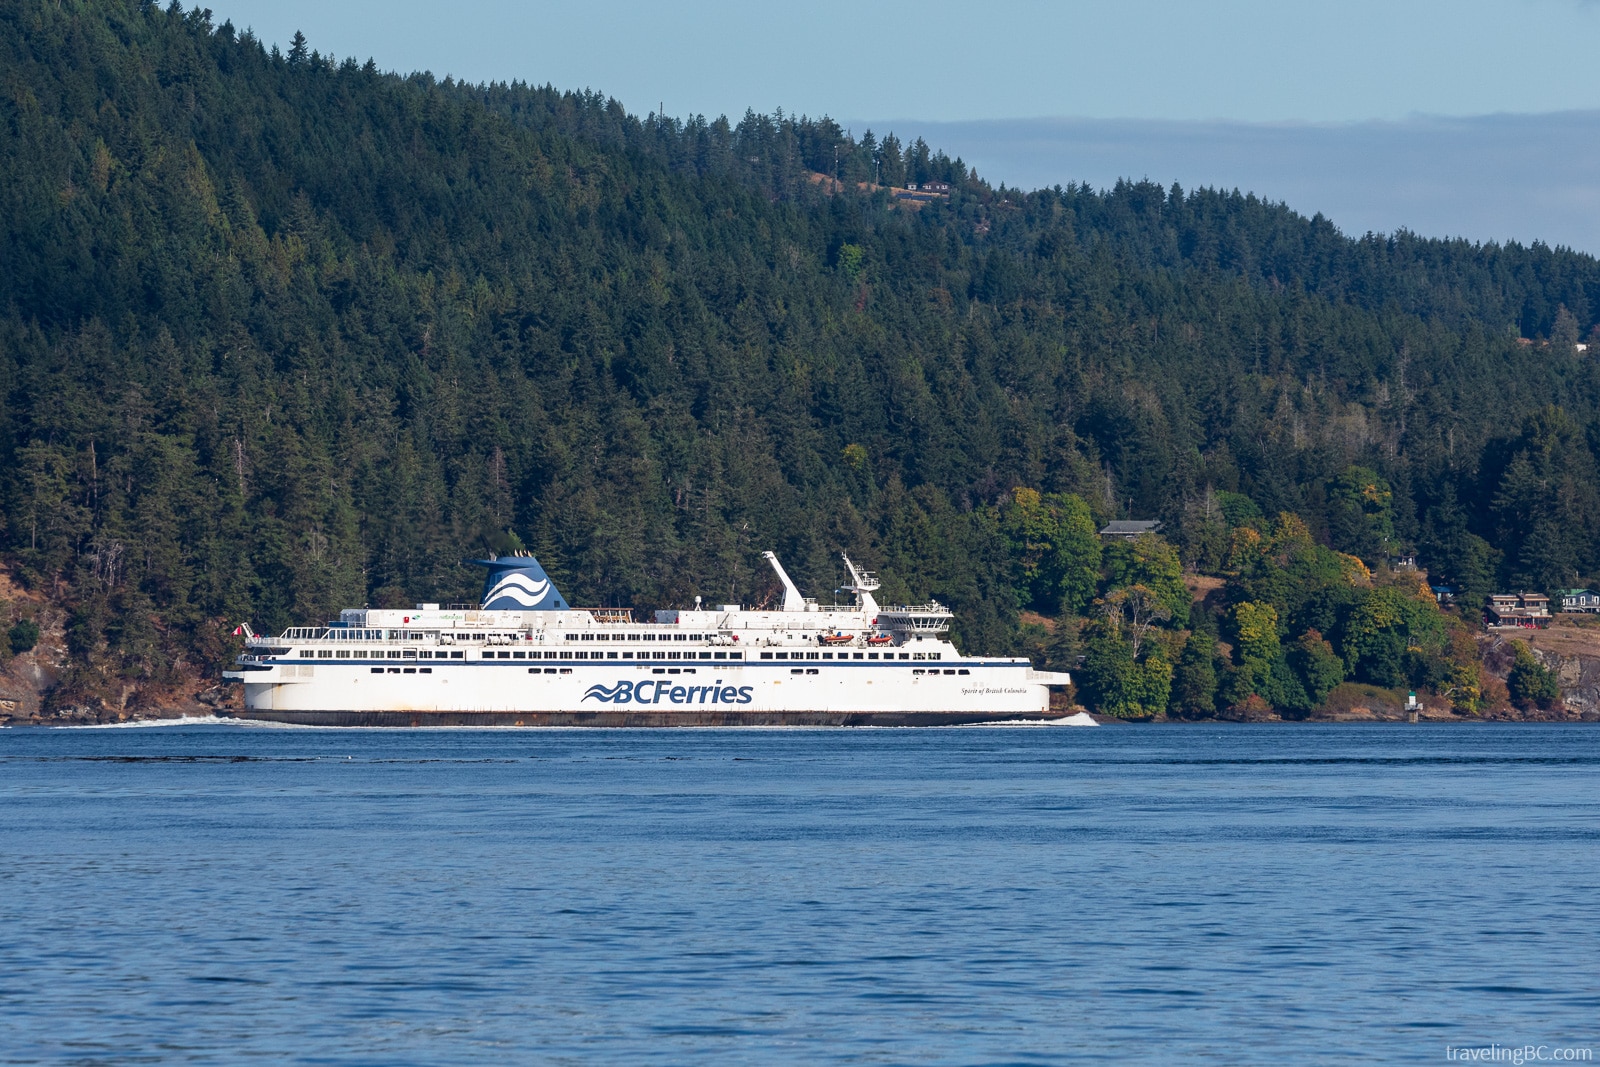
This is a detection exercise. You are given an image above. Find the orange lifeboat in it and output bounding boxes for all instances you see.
[819,632,854,646]
[865,633,894,646]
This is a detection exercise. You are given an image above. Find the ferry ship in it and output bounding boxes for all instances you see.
[222,552,1072,726]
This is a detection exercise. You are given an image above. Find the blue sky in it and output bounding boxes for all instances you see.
[206,0,1600,250]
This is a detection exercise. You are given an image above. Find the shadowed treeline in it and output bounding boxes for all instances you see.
[4,0,1600,712]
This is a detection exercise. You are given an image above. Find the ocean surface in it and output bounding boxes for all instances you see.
[1,722,1596,1065]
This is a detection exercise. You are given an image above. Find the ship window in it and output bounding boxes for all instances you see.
[420,668,432,674]
[352,651,365,658]
[513,651,525,659]
[565,634,579,641]
[806,668,818,675]
[653,651,666,659]
[544,668,556,674]
[913,653,926,660]
[619,651,633,659]
[674,634,687,641]
[931,653,941,661]
[388,631,402,640]
[388,667,401,674]
[913,669,925,675]
[821,653,833,659]
[560,668,572,674]
[806,652,820,660]
[774,652,788,660]
[581,633,594,641]
[450,651,464,659]
[370,667,383,674]
[641,633,656,641]
[944,669,955,675]
[653,668,666,674]
[607,651,618,659]
[853,653,864,660]
[559,652,572,660]
[791,667,803,674]
[867,653,879,660]
[899,653,911,660]
[317,650,331,658]
[403,667,416,674]
[337,651,349,659]
[958,669,970,675]
[760,653,773,660]
[729,652,742,660]
[714,652,727,660]
[699,652,712,660]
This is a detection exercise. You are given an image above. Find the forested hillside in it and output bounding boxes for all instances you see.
[6,0,1600,715]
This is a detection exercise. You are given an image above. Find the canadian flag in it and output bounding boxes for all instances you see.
[231,625,245,636]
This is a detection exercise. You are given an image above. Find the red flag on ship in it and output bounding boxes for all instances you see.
[231,625,244,635]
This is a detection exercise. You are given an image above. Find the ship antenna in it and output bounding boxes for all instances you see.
[840,552,880,614]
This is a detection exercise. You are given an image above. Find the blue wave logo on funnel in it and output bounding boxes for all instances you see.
[468,555,568,611]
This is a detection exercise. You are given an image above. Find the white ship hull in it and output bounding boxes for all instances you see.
[234,659,1061,726]
[224,550,1071,727]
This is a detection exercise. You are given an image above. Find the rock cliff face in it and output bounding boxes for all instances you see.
[1480,618,1600,721]
[0,565,234,726]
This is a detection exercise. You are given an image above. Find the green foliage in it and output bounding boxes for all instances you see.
[8,618,39,655]
[998,489,1101,616]
[1080,619,1172,719]
[1289,629,1345,706]
[1328,466,1397,565]
[1230,600,1281,668]
[1104,534,1189,627]
[1342,585,1445,688]
[0,0,1596,708]
[1506,641,1560,709]
[1168,631,1218,718]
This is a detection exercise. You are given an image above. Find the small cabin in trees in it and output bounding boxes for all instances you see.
[1099,520,1164,540]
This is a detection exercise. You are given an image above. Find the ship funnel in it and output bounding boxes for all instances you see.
[468,555,569,611]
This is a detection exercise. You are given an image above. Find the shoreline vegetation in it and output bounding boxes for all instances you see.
[9,3,1600,725]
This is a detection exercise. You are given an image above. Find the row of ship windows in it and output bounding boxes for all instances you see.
[790,667,968,676]
[359,666,973,678]
[328,631,715,643]
[761,651,939,661]
[300,649,941,662]
[297,649,940,662]
[305,650,746,661]
[565,633,709,641]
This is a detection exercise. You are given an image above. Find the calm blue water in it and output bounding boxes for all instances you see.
[1,723,1596,1065]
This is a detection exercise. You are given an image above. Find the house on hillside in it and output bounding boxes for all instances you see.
[1560,588,1600,613]
[1099,520,1164,540]
[1487,592,1551,629]
[1431,585,1457,605]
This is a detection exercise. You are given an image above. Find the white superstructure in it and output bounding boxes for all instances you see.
[223,552,1071,726]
